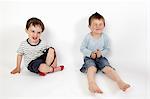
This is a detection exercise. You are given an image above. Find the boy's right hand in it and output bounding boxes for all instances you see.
[90,52,97,59]
[11,67,21,74]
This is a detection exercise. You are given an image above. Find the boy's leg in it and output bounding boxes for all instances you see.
[87,66,103,93]
[102,66,130,91]
[45,48,63,72]
[45,47,56,66]
[38,63,54,73]
[50,57,63,72]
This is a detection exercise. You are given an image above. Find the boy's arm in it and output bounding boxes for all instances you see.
[80,35,92,57]
[11,54,23,74]
[90,51,97,59]
[101,34,110,57]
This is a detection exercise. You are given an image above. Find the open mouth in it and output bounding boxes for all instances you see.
[32,37,38,40]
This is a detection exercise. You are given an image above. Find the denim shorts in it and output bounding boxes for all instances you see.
[27,47,55,74]
[80,56,113,73]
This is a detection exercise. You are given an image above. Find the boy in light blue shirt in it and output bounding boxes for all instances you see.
[80,32,110,58]
[80,12,130,94]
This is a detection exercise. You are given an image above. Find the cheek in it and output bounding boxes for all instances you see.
[99,27,104,30]
[28,33,31,37]
[90,26,95,30]
[37,34,41,37]
[101,25,105,28]
[28,33,34,37]
[28,33,33,37]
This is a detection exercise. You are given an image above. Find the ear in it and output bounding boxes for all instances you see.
[88,25,92,30]
[25,28,28,33]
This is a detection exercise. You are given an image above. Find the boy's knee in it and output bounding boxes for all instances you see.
[102,66,113,74]
[87,66,97,73]
[38,63,47,73]
[48,47,55,53]
[49,47,55,51]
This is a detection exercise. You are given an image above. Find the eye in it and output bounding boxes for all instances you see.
[94,24,98,27]
[38,32,41,34]
[32,30,35,33]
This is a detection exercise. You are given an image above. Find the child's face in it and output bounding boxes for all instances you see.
[26,24,42,43]
[89,19,105,34]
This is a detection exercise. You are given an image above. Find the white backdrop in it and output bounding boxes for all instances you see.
[0,1,148,99]
[0,1,147,68]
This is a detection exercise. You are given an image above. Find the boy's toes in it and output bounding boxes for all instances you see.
[89,83,103,94]
[123,84,130,91]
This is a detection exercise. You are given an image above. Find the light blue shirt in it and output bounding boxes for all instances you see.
[80,33,110,58]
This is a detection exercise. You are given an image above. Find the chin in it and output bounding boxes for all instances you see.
[97,31,103,34]
[95,32,101,34]
[32,39,39,43]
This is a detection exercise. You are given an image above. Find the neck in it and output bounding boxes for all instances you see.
[91,32,102,38]
[27,38,41,46]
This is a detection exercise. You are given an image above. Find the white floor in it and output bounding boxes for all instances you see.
[0,60,149,99]
[0,1,149,99]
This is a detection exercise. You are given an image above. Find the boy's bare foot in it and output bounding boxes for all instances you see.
[118,81,130,91]
[89,82,103,93]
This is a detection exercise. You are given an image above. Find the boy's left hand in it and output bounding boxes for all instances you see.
[11,67,21,74]
[96,49,102,58]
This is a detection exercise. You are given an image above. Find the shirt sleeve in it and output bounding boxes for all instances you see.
[46,42,50,49]
[17,42,24,55]
[41,40,50,49]
[80,35,92,57]
[101,34,110,57]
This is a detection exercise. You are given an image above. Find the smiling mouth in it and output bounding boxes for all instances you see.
[32,37,37,40]
[96,29,101,30]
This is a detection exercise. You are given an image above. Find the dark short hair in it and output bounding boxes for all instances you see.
[89,12,105,26]
[26,17,45,32]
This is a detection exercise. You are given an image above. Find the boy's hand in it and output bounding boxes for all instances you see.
[11,67,21,74]
[90,51,97,59]
[96,49,102,58]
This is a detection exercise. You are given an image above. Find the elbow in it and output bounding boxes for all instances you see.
[80,47,83,52]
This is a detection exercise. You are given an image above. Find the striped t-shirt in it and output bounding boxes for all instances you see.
[17,39,49,67]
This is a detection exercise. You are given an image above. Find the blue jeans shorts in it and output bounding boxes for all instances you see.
[80,56,114,73]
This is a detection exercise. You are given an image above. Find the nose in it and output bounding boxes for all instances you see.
[95,24,99,28]
[33,32,38,37]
